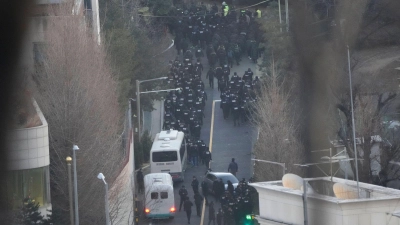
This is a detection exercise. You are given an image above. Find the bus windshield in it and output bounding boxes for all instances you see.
[152,151,178,162]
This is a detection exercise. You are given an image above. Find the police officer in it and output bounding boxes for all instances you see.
[223,207,234,225]
[222,65,230,86]
[218,76,226,92]
[220,92,230,119]
[191,176,199,193]
[216,208,223,225]
[208,51,218,67]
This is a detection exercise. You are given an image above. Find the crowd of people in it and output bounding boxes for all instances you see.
[160,1,262,224]
[178,175,255,225]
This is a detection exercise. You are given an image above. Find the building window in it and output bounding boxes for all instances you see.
[5,166,50,209]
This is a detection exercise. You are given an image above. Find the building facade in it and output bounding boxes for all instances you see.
[4,100,51,215]
[2,0,102,216]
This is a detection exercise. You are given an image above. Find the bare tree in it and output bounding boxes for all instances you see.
[31,5,125,224]
[252,60,306,181]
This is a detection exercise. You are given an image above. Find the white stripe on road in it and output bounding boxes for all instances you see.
[152,39,174,58]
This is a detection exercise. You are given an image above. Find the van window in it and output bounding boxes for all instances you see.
[160,192,168,199]
[152,151,178,162]
[151,192,158,199]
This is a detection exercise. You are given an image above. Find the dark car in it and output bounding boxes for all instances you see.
[203,171,239,194]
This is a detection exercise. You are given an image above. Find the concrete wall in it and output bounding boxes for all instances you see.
[7,100,49,170]
[253,180,400,225]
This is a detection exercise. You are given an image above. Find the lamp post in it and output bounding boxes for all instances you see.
[347,45,360,198]
[278,0,282,32]
[97,173,110,225]
[66,156,74,225]
[285,0,289,31]
[72,144,80,225]
[136,77,168,137]
[251,158,286,177]
[128,98,136,225]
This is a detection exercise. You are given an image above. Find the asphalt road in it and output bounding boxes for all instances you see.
[140,55,258,225]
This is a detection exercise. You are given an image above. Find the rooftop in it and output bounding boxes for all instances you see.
[250,176,400,204]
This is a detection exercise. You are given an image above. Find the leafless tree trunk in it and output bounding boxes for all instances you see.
[252,60,306,181]
[31,5,125,224]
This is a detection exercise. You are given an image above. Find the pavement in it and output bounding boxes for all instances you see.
[133,53,259,225]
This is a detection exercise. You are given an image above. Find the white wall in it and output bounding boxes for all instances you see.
[6,100,50,170]
[252,179,400,225]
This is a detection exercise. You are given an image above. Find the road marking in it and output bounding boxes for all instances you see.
[200,99,220,225]
[152,39,174,57]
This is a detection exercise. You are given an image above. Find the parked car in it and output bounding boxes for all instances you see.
[203,171,239,194]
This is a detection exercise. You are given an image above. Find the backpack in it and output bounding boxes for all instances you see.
[227,50,233,58]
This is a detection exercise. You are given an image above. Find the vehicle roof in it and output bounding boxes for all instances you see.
[151,130,184,152]
[207,172,235,176]
[144,173,173,186]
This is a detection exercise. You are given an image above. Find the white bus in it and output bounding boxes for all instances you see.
[144,173,175,219]
[150,130,187,182]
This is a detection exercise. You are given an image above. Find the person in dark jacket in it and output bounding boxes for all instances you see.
[179,185,189,211]
[228,158,238,176]
[206,67,215,88]
[217,178,225,201]
[216,208,223,225]
[213,179,221,202]
[227,180,234,196]
[201,180,209,205]
[136,168,144,193]
[184,197,193,224]
[208,201,216,225]
[194,191,203,216]
[191,176,199,193]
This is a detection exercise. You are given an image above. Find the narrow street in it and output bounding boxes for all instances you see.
[139,53,259,225]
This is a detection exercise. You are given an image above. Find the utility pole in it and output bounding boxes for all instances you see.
[285,0,289,31]
[347,45,360,197]
[72,145,80,225]
[66,157,74,225]
[303,180,308,225]
[278,0,282,32]
[136,80,141,137]
[129,99,136,225]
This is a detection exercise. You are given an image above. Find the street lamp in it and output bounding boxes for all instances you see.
[72,144,80,225]
[251,158,286,177]
[97,173,110,225]
[278,0,282,32]
[128,98,136,225]
[66,156,74,225]
[136,77,168,137]
[285,0,289,31]
[347,45,360,198]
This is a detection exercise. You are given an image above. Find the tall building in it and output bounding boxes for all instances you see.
[4,99,51,216]
[2,0,101,216]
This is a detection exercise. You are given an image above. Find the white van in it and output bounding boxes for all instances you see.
[143,173,176,219]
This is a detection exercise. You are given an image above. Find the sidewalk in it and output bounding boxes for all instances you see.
[143,100,163,140]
